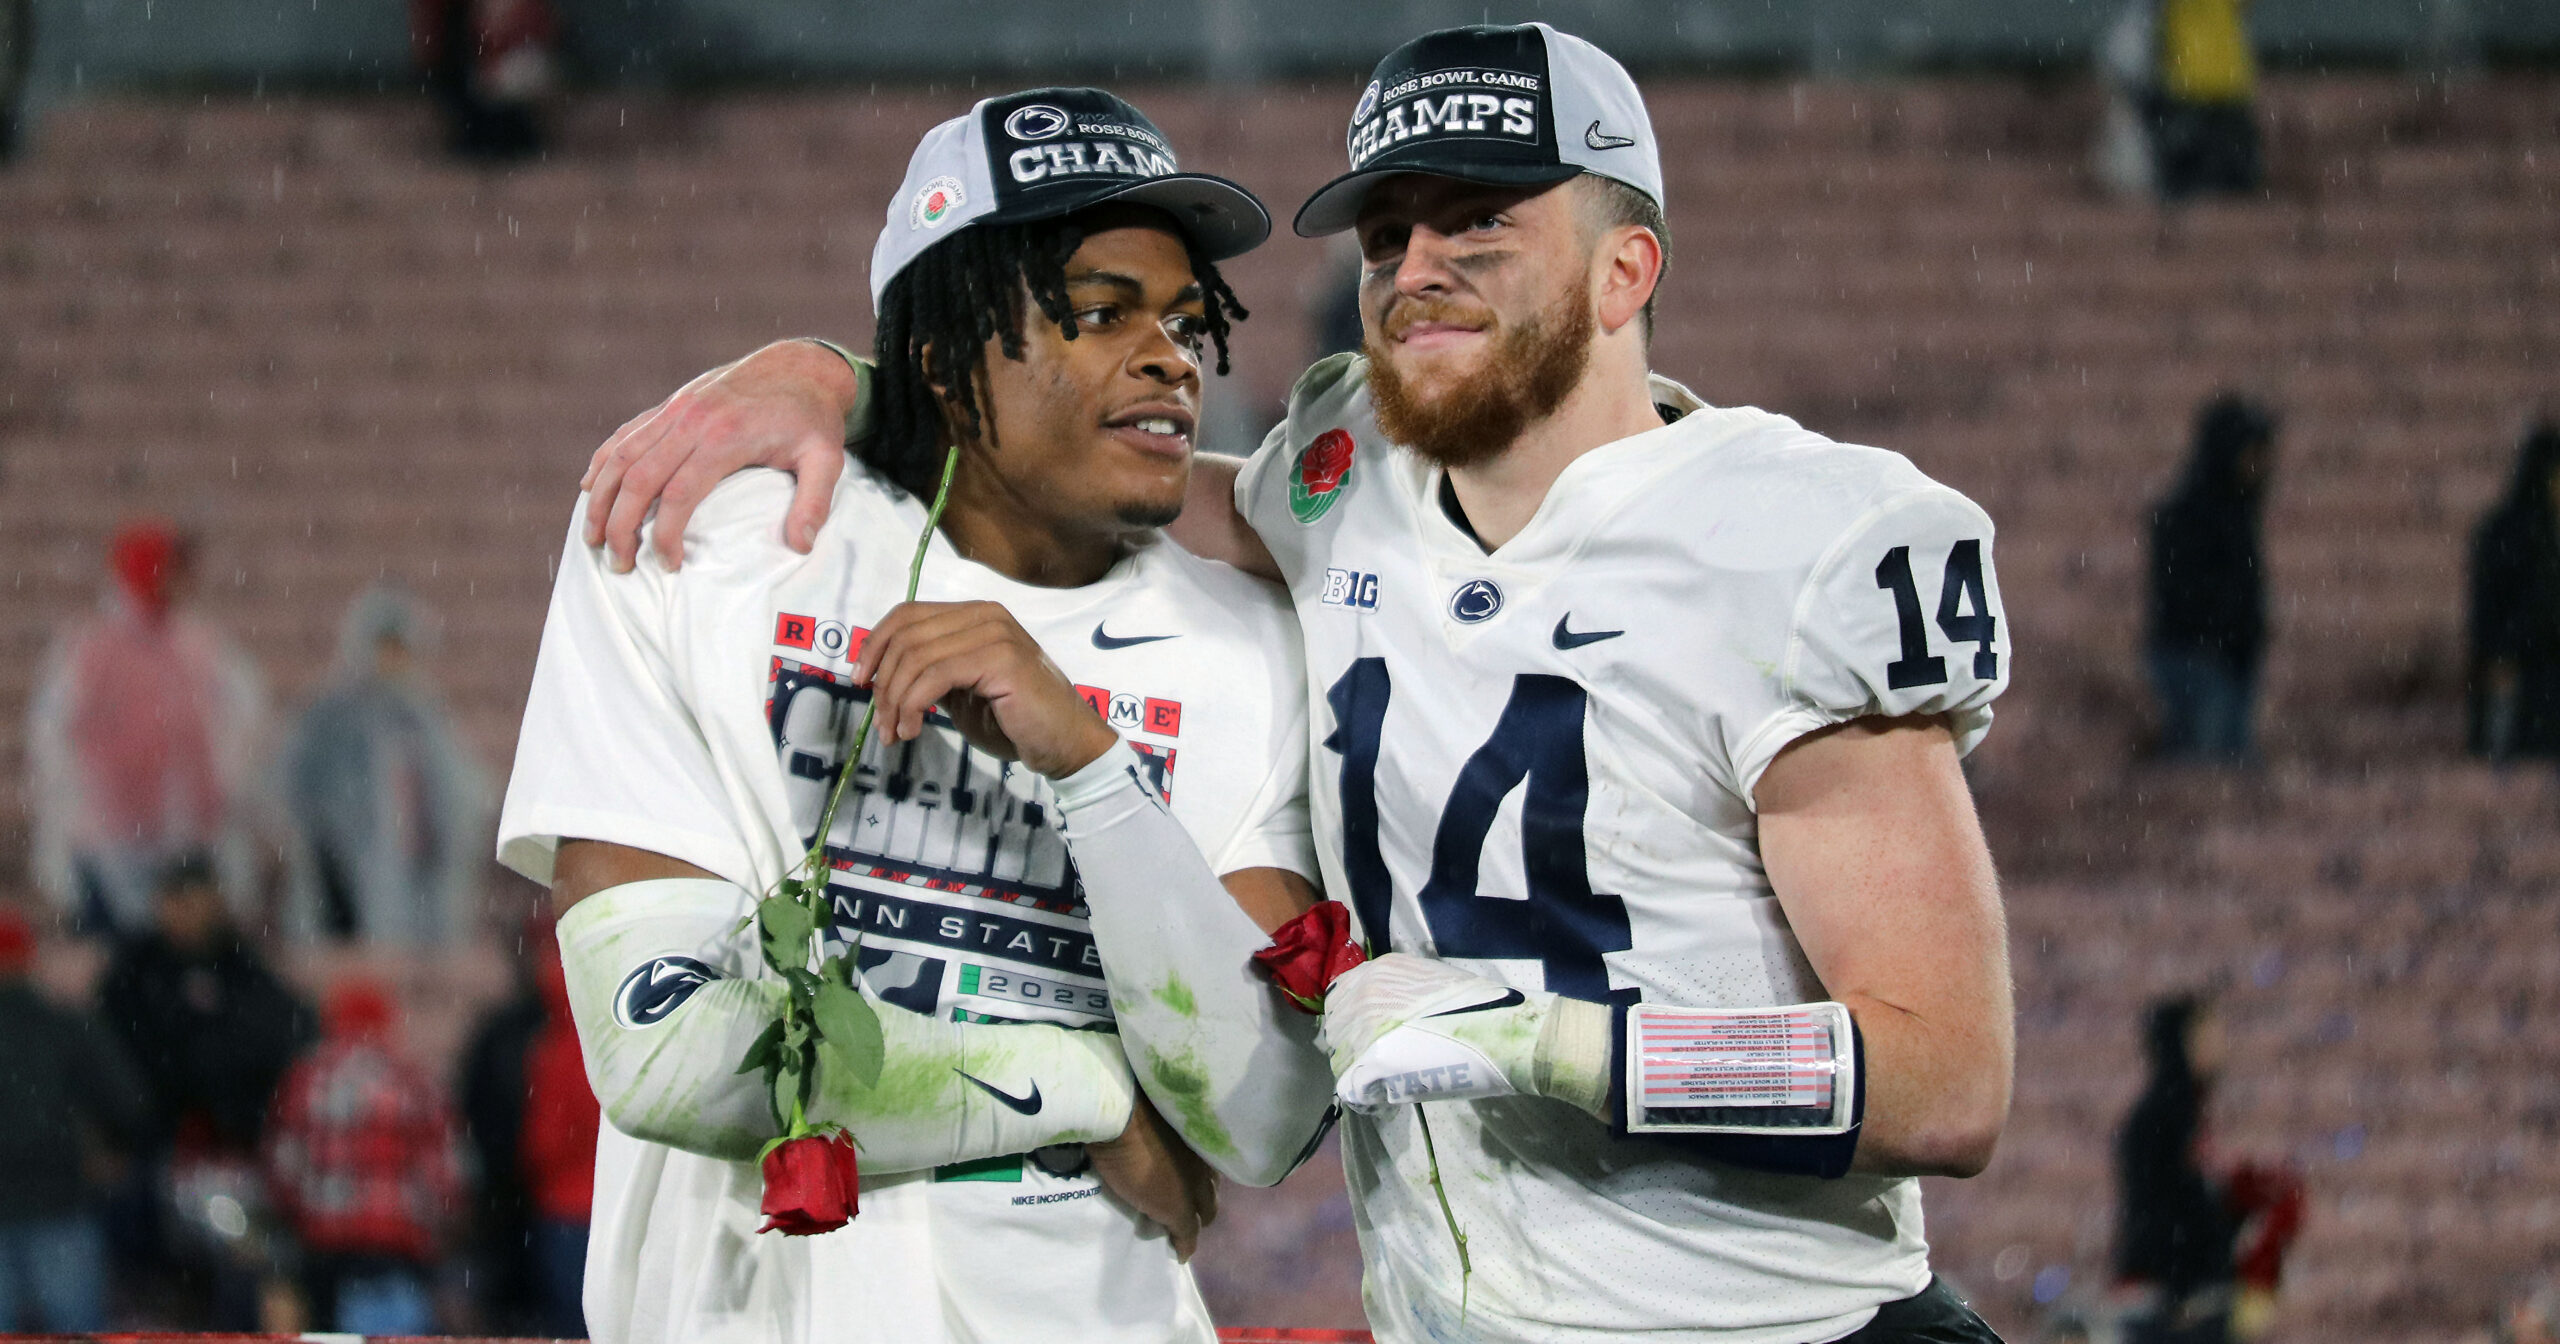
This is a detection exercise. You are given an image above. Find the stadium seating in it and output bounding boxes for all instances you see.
[0,73,2553,1340]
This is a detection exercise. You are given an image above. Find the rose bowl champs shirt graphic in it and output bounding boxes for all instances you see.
[1235,354,2011,1344]
[499,466,1315,1344]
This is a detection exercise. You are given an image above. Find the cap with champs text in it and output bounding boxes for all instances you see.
[870,87,1271,312]
[1293,22,1662,237]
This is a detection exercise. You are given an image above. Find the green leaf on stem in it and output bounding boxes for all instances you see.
[736,1018,786,1077]
[813,979,886,1090]
[758,897,817,975]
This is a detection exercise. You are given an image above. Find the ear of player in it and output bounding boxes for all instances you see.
[1320,953,1863,1178]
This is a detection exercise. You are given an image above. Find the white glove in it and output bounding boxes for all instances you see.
[1318,953,1611,1119]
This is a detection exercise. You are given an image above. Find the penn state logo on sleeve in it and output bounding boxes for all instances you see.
[614,956,719,1029]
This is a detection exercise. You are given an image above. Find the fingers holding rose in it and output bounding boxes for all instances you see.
[850,601,1118,778]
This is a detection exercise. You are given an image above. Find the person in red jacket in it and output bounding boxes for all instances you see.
[518,946,596,1337]
[263,979,463,1334]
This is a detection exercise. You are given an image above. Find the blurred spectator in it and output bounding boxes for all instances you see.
[2094,1,2160,198]
[98,856,316,1157]
[2146,395,2277,762]
[0,0,27,163]
[409,0,559,164]
[0,906,151,1330]
[2147,0,2264,199]
[2114,995,2305,1344]
[27,520,270,938]
[281,586,490,945]
[518,937,596,1337]
[2117,996,2233,1343]
[2467,422,2560,760]
[264,979,465,1336]
[456,908,562,1332]
[94,854,315,1327]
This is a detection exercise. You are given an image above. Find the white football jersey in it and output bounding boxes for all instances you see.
[498,466,1316,1344]
[1235,355,2010,1344]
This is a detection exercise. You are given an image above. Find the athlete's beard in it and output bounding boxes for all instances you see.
[1365,283,1594,471]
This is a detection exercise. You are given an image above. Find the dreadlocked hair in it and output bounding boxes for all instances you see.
[868,212,1249,497]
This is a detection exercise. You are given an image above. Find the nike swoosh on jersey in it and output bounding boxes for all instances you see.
[1584,120,1637,151]
[955,1070,1044,1115]
[1552,615,1625,649]
[1092,623,1179,650]
[1426,988,1527,1017]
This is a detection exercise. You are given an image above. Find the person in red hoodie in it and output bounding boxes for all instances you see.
[27,520,269,938]
[263,979,464,1334]
[518,941,597,1337]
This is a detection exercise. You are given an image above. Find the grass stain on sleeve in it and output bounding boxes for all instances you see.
[1143,1045,1235,1159]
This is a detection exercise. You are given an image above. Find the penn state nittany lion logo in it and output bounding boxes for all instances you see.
[1350,80,1381,127]
[1448,578,1504,624]
[1004,103,1071,142]
[614,956,718,1029]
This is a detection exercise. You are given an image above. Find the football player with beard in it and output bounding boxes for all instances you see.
[575,24,2015,1344]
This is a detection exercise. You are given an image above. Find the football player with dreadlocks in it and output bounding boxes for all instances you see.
[498,88,1336,1344]
[575,22,2020,1344]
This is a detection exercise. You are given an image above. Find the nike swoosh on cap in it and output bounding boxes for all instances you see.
[1552,615,1625,649]
[1426,988,1526,1017]
[1092,623,1178,650]
[1584,120,1637,151]
[955,1070,1044,1116]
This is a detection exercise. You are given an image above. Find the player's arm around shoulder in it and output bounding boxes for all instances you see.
[1751,473,2014,1178]
[633,465,833,585]
[1219,352,1374,589]
[1169,352,1367,584]
[550,467,812,636]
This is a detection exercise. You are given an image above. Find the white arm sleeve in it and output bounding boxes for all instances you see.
[559,878,1135,1170]
[1054,742,1334,1187]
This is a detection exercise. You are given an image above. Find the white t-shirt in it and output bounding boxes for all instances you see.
[499,464,1316,1344]
[1235,355,2011,1344]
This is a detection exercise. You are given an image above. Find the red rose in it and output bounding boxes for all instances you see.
[758,1131,860,1235]
[1251,900,1368,1013]
[1300,429,1355,496]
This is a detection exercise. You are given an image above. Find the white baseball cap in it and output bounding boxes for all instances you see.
[870,86,1271,312]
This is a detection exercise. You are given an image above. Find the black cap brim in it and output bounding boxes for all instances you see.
[984,171,1272,262]
[1292,159,1580,238]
